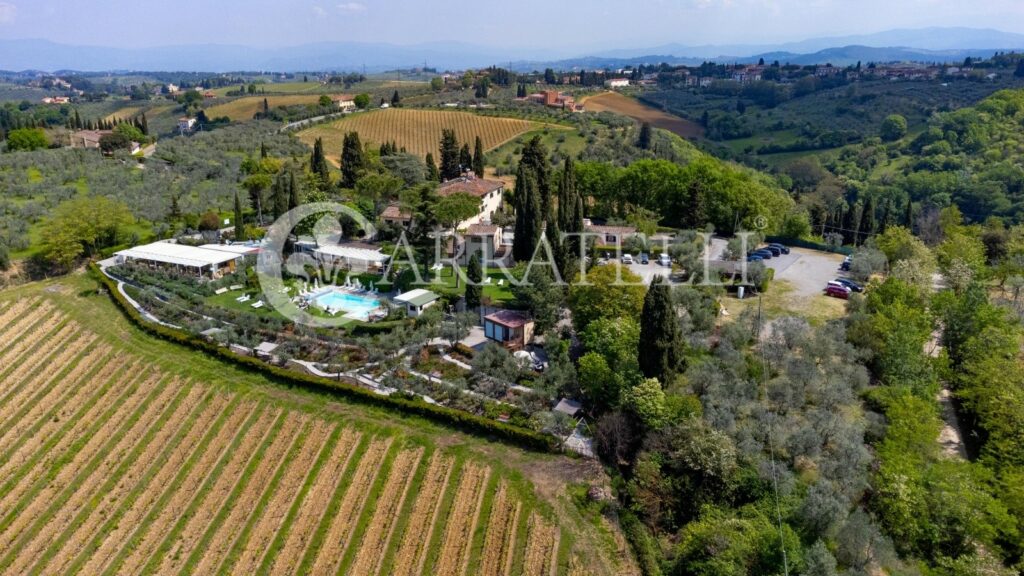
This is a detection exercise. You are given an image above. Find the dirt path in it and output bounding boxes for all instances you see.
[926,330,968,460]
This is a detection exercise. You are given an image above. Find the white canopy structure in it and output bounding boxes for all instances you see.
[310,242,390,272]
[115,241,244,277]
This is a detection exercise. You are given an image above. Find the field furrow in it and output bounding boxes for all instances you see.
[0,306,64,385]
[307,435,394,576]
[190,411,305,576]
[39,384,207,576]
[0,335,107,458]
[522,512,559,576]
[267,428,362,576]
[1,376,183,574]
[76,393,234,576]
[109,400,260,576]
[151,407,283,575]
[348,446,424,576]
[479,483,520,576]
[0,356,140,511]
[0,325,85,429]
[0,370,161,552]
[0,299,46,356]
[391,453,455,576]
[434,462,491,576]
[229,419,335,575]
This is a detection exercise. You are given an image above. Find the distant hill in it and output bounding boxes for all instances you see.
[1,27,1022,73]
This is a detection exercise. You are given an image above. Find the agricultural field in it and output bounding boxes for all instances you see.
[580,91,704,139]
[0,278,636,576]
[204,95,330,121]
[297,108,538,163]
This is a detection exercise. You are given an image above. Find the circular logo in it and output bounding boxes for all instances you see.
[256,202,379,328]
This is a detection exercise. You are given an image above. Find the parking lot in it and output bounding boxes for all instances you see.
[761,247,847,297]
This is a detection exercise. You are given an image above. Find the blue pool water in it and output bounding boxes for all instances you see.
[314,290,381,318]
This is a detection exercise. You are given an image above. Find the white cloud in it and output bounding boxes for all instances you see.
[312,5,327,16]
[0,3,16,24]
[336,2,366,13]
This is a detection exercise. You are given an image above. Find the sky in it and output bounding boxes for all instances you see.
[1,0,1024,53]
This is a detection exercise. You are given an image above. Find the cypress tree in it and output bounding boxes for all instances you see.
[519,136,551,221]
[859,195,876,242]
[340,131,365,188]
[391,90,401,107]
[233,191,246,241]
[289,168,301,210]
[638,276,683,384]
[73,109,82,130]
[310,137,330,188]
[260,141,268,158]
[140,112,149,135]
[472,136,485,176]
[262,97,269,115]
[439,129,460,180]
[272,170,290,219]
[512,163,541,262]
[637,122,652,150]
[425,152,440,181]
[904,197,914,230]
[465,253,483,310]
[459,143,472,173]
[556,157,583,279]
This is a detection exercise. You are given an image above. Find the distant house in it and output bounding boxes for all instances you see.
[586,224,638,245]
[438,174,505,230]
[460,223,503,264]
[484,310,535,351]
[70,129,111,149]
[604,78,630,88]
[394,289,441,318]
[203,90,217,99]
[41,96,70,104]
[525,90,579,111]
[330,94,356,111]
[380,202,414,228]
[178,117,197,133]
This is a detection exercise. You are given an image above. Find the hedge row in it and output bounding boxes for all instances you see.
[89,263,557,453]
[765,235,854,256]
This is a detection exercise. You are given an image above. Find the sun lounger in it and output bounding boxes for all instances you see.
[214,287,228,295]
[229,284,243,291]
[497,279,504,287]
[251,300,264,309]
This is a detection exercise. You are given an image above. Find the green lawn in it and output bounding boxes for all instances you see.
[428,266,516,305]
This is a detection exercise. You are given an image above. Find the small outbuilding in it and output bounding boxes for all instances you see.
[483,309,535,351]
[394,289,441,318]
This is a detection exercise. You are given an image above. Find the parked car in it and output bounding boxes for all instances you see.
[833,278,863,293]
[769,243,790,254]
[621,254,634,265]
[657,254,672,267]
[764,245,782,257]
[746,254,764,262]
[840,255,852,271]
[752,249,773,260]
[825,281,851,299]
[639,253,649,265]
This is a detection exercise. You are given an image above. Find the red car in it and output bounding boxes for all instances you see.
[824,282,851,299]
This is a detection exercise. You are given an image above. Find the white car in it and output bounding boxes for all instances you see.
[657,254,671,267]
[621,254,634,265]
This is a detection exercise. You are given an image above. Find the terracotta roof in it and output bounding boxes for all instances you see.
[380,203,412,220]
[439,177,503,198]
[466,223,500,235]
[485,309,533,328]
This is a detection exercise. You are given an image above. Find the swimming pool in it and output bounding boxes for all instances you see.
[313,290,381,319]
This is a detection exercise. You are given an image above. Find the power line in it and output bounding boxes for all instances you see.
[756,296,790,576]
